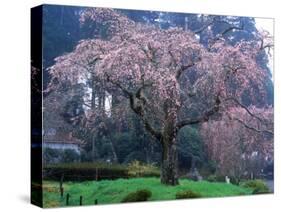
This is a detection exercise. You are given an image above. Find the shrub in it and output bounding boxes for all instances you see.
[215,175,227,182]
[252,188,270,194]
[43,148,61,164]
[206,174,225,183]
[121,189,152,202]
[128,160,160,178]
[43,162,128,181]
[176,190,202,199]
[80,150,93,162]
[229,176,240,185]
[206,174,241,185]
[43,148,80,164]
[206,175,217,182]
[242,180,270,194]
[62,149,80,163]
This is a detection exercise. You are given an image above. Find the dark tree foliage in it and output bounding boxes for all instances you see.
[42,5,81,89]
[177,126,205,170]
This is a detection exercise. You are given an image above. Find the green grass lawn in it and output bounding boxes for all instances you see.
[43,177,253,207]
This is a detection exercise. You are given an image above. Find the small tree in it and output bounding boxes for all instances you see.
[48,8,273,185]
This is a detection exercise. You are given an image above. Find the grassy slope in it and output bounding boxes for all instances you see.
[43,177,253,207]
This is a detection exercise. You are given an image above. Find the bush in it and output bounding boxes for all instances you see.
[242,180,270,194]
[252,188,270,194]
[43,162,128,181]
[206,174,241,185]
[199,161,217,178]
[43,148,80,164]
[121,189,152,202]
[62,149,80,163]
[215,175,227,182]
[229,176,240,185]
[206,174,225,183]
[176,190,202,199]
[206,175,217,182]
[43,148,61,164]
[128,160,160,178]
[80,150,93,162]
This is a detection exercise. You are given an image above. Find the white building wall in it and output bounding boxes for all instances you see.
[43,142,80,154]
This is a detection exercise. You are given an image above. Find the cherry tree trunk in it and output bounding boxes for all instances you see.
[161,141,179,185]
[160,121,179,185]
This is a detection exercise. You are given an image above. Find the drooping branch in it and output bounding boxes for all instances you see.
[232,117,273,135]
[222,97,274,135]
[176,94,221,130]
[224,97,268,124]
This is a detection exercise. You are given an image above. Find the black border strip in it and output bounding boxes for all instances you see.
[31,5,43,208]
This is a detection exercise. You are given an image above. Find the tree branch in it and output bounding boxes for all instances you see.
[104,73,162,140]
[223,97,273,135]
[129,94,162,140]
[259,38,274,52]
[176,94,221,129]
[221,25,244,36]
[175,62,197,80]
[83,102,92,108]
[207,21,244,50]
[105,73,133,97]
[233,117,273,135]
[224,97,265,123]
